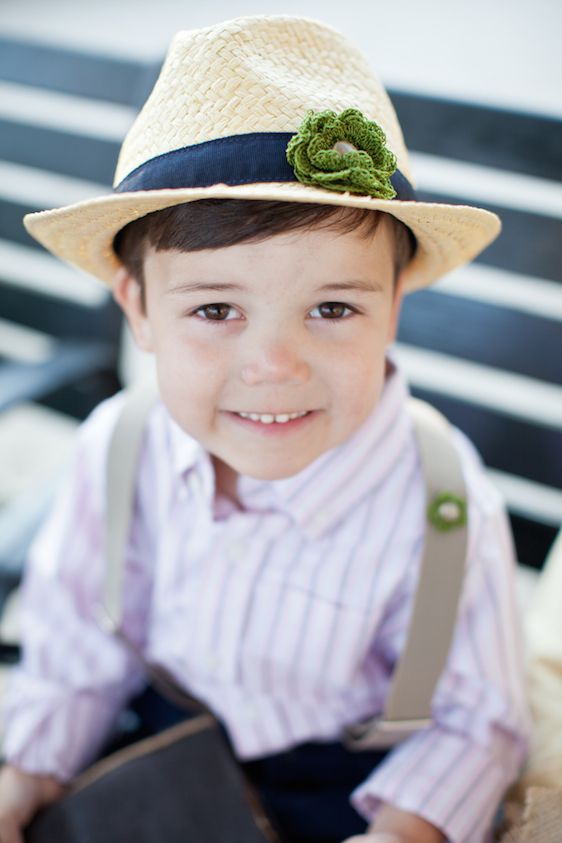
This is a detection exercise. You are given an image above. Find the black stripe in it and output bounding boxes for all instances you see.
[0,341,118,414]
[510,515,559,571]
[0,36,156,107]
[410,387,562,491]
[114,132,416,200]
[33,368,122,422]
[478,205,562,285]
[0,119,118,185]
[399,290,562,384]
[389,89,562,181]
[0,198,38,249]
[0,279,121,343]
[419,190,562,285]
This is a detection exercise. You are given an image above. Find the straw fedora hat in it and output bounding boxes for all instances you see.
[24,15,500,292]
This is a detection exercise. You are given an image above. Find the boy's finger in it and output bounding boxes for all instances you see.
[0,819,25,843]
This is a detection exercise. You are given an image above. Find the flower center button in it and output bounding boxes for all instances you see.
[332,140,357,155]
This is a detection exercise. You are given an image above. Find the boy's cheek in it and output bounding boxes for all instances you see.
[132,317,155,352]
[155,348,214,404]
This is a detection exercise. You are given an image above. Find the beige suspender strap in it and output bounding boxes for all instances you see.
[98,377,159,636]
[98,378,208,711]
[344,397,468,749]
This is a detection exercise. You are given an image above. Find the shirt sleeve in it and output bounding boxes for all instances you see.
[351,433,531,843]
[2,394,155,782]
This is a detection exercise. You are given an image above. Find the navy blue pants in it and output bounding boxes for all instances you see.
[110,687,388,843]
[241,739,389,843]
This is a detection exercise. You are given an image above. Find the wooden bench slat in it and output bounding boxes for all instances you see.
[510,515,559,571]
[0,119,118,185]
[419,191,562,284]
[0,199,38,249]
[0,283,121,341]
[0,37,150,106]
[411,386,562,490]
[390,89,562,181]
[399,291,562,384]
[0,340,118,413]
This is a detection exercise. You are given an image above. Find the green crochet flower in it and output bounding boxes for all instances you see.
[286,108,397,199]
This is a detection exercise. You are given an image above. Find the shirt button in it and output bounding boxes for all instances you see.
[207,653,222,670]
[226,541,245,561]
[312,510,332,533]
[242,702,257,720]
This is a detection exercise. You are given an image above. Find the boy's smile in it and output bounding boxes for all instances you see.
[115,218,404,484]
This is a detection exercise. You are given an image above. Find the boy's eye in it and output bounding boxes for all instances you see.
[193,303,238,321]
[309,302,355,319]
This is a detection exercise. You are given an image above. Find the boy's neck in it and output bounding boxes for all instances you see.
[212,456,242,508]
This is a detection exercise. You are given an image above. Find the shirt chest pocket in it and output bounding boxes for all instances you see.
[237,574,383,696]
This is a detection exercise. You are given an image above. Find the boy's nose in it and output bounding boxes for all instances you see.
[240,342,310,386]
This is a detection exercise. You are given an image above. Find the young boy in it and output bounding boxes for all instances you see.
[0,15,529,843]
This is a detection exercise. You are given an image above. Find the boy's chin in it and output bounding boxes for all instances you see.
[230,454,319,483]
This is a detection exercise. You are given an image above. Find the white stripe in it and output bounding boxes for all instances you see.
[394,344,562,430]
[434,264,562,322]
[410,151,562,218]
[0,80,136,141]
[0,240,107,305]
[0,317,55,363]
[385,80,562,123]
[488,469,562,525]
[0,160,107,207]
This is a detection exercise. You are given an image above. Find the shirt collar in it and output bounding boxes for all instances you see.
[164,359,413,539]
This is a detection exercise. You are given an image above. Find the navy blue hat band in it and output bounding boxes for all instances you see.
[114,132,416,201]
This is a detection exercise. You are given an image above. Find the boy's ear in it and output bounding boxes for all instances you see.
[113,266,154,352]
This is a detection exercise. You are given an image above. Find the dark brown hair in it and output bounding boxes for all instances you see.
[114,199,415,303]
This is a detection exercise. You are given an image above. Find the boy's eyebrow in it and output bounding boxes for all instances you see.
[167,279,383,295]
[167,281,245,295]
[317,279,383,293]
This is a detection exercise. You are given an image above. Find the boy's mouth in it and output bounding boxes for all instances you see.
[227,409,317,432]
[234,410,309,424]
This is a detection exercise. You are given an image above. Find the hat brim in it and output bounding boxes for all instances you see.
[23,181,500,292]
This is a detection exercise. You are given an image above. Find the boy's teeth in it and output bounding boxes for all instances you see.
[237,411,308,424]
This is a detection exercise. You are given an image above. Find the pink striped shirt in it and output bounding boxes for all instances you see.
[2,364,529,843]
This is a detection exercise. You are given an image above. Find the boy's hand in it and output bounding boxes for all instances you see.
[342,834,412,843]
[0,764,66,843]
[341,803,444,843]
[0,812,26,843]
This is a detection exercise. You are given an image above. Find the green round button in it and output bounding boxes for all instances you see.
[427,492,467,532]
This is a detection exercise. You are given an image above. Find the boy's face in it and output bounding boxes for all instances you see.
[115,216,404,482]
